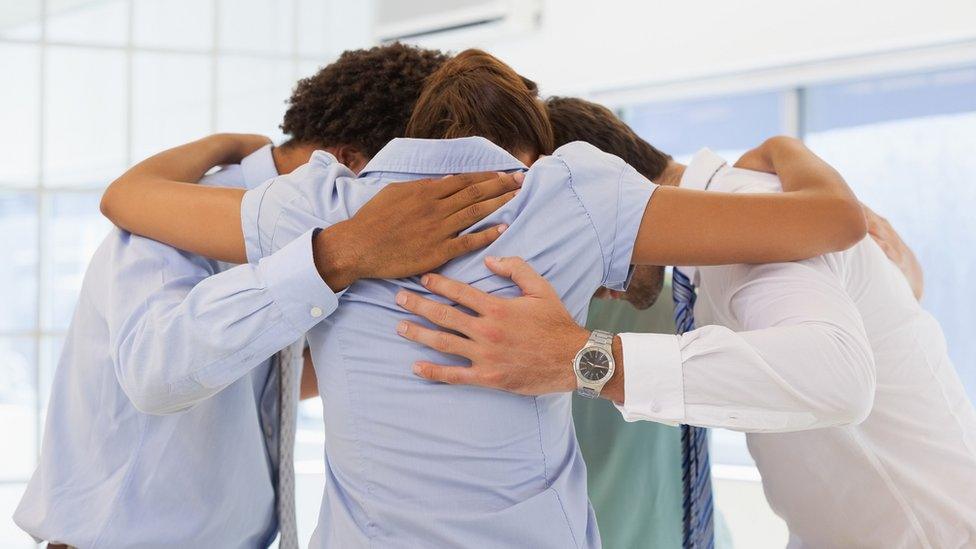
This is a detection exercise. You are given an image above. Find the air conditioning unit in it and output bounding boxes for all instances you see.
[374,0,542,44]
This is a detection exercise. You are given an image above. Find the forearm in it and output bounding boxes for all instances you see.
[101,134,265,263]
[112,232,336,414]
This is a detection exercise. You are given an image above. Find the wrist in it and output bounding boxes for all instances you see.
[600,335,625,403]
[312,222,365,292]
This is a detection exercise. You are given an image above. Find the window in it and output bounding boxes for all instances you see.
[0,1,340,546]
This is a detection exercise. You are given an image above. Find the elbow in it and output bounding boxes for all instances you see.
[115,357,190,416]
[100,182,121,224]
[829,198,868,253]
[828,378,875,427]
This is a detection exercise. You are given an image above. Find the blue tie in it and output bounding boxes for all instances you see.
[673,267,715,549]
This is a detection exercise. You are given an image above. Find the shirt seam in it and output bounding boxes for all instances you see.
[555,155,617,285]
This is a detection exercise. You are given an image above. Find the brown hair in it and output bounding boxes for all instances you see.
[546,96,671,180]
[406,49,554,159]
[281,43,449,157]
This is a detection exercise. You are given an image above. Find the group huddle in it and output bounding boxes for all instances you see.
[14,43,976,549]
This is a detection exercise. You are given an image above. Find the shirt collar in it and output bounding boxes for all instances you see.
[679,148,727,191]
[359,137,527,177]
[240,144,279,189]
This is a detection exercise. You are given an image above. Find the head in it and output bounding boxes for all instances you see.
[546,96,673,310]
[406,49,554,165]
[280,43,450,173]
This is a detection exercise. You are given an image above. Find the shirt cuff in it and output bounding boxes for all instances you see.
[613,332,685,424]
[241,184,267,264]
[257,229,340,332]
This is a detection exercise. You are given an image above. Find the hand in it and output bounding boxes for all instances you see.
[863,204,924,300]
[394,256,591,396]
[313,172,523,290]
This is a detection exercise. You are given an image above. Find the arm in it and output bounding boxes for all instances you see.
[632,136,867,266]
[395,256,877,432]
[101,134,269,262]
[107,230,333,415]
[102,135,523,289]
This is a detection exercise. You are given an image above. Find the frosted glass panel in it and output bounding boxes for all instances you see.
[44,47,127,187]
[218,0,293,55]
[0,338,37,481]
[0,45,39,187]
[0,0,41,40]
[133,0,214,50]
[0,193,38,331]
[132,52,212,160]
[46,0,128,46]
[216,55,296,142]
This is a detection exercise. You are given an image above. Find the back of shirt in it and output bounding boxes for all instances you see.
[242,137,656,548]
[694,157,976,548]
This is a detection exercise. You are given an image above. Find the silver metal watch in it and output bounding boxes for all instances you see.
[573,330,615,399]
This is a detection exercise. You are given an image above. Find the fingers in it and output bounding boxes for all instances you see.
[420,273,499,314]
[484,256,557,298]
[396,290,478,336]
[446,189,519,232]
[412,362,482,386]
[444,225,508,260]
[396,320,475,358]
[441,172,524,211]
[430,172,516,198]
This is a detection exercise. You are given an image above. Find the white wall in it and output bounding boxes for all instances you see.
[408,0,976,97]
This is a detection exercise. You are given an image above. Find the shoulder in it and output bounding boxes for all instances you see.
[200,164,244,188]
[551,141,632,179]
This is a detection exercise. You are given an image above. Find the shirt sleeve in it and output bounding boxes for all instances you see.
[552,142,658,290]
[240,152,359,263]
[106,228,338,415]
[614,257,877,433]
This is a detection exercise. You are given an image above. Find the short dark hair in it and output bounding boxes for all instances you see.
[406,49,554,159]
[545,97,671,180]
[281,43,449,157]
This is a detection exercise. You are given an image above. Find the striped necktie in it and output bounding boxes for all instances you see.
[673,267,715,549]
[277,340,302,549]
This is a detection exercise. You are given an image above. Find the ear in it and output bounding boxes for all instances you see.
[334,145,369,173]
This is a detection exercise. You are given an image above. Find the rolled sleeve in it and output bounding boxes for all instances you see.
[240,182,268,264]
[614,332,685,424]
[257,228,340,333]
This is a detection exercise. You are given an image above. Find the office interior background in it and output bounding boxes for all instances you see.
[0,0,974,546]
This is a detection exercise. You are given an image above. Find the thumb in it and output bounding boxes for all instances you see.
[484,256,556,298]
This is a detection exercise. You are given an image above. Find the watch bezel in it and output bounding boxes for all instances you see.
[573,345,615,385]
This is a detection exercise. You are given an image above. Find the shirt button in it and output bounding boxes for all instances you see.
[310,306,323,318]
[265,424,274,438]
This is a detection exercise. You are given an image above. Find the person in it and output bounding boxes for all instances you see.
[13,44,526,549]
[99,49,866,547]
[397,97,976,547]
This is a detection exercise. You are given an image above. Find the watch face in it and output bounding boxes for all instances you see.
[578,349,611,381]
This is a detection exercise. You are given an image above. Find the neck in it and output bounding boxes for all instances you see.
[656,160,686,187]
[272,142,321,174]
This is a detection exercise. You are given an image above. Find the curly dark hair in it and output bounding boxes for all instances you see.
[281,43,449,157]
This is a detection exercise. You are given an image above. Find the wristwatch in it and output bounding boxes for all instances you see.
[573,330,616,399]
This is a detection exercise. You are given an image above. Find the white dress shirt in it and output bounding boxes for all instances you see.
[616,149,976,548]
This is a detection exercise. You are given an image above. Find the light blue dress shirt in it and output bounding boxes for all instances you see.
[241,137,657,548]
[14,146,339,548]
